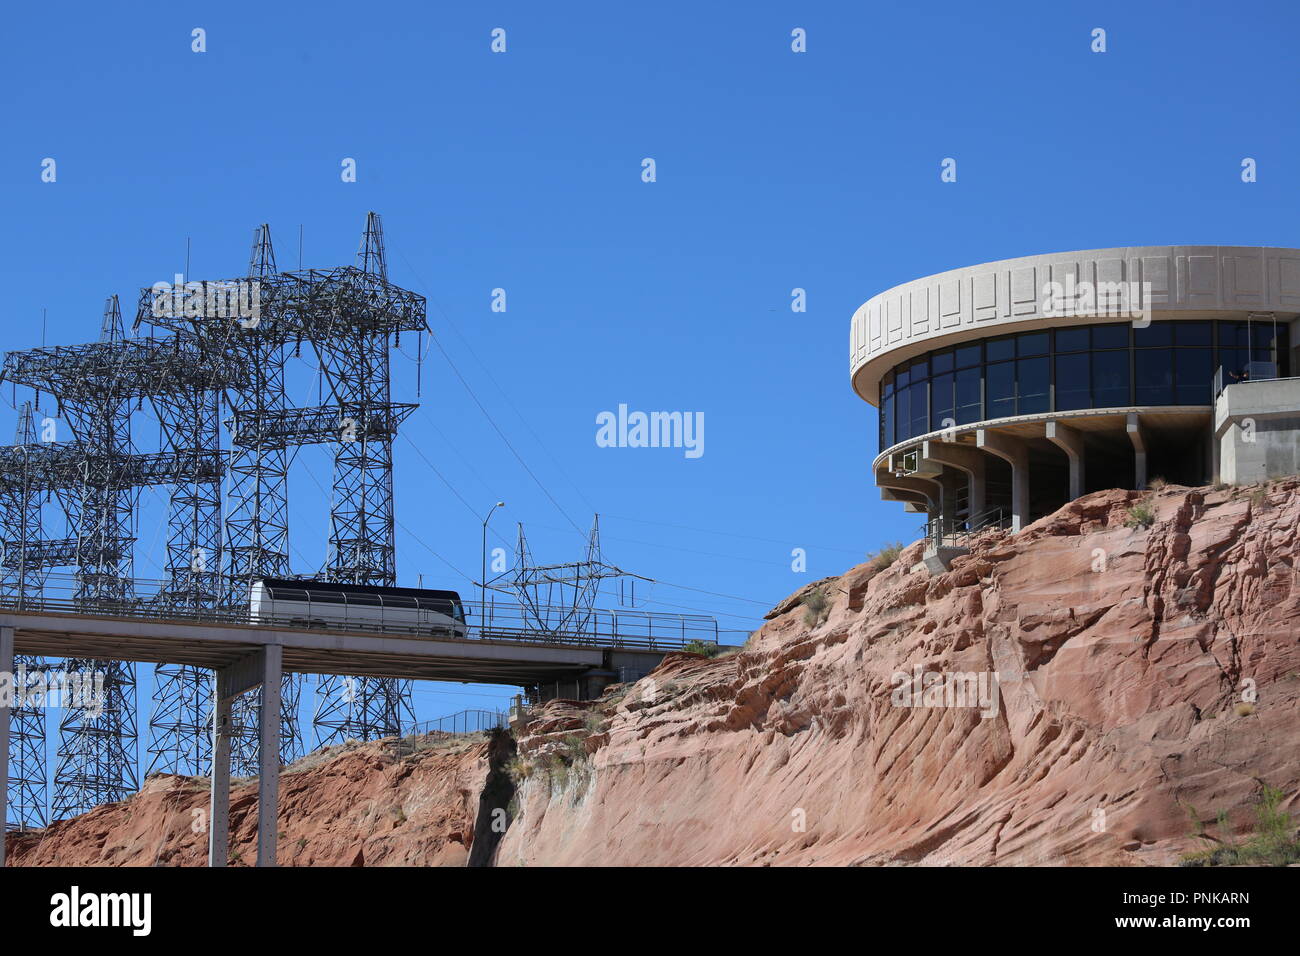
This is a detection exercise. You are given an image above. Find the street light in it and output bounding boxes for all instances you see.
[481,501,506,624]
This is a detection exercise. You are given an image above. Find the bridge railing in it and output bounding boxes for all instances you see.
[393,709,509,758]
[0,572,719,651]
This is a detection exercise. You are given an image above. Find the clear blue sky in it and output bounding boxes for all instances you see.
[2,0,1299,729]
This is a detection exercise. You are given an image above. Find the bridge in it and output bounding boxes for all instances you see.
[0,585,714,868]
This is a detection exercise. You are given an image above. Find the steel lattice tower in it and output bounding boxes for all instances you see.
[1,402,50,828]
[145,328,225,776]
[2,314,227,798]
[312,213,416,745]
[498,516,643,638]
[50,296,139,819]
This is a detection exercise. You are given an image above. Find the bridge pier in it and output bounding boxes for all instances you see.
[0,626,10,867]
[209,643,282,868]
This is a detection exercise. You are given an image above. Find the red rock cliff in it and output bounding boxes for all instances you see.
[496,482,1300,865]
[8,482,1298,866]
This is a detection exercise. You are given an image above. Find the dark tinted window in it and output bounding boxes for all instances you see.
[1135,349,1174,404]
[1055,353,1090,410]
[1134,323,1174,347]
[955,367,981,424]
[1175,322,1212,347]
[987,361,1015,419]
[1092,324,1129,350]
[931,350,954,374]
[930,373,954,431]
[1175,348,1213,404]
[1092,350,1130,407]
[986,336,1015,362]
[1017,357,1049,413]
[1018,332,1049,357]
[1055,327,1089,352]
[954,343,982,368]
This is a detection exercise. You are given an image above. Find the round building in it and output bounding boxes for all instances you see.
[850,246,1300,538]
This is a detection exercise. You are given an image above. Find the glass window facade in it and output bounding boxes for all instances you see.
[877,320,1290,451]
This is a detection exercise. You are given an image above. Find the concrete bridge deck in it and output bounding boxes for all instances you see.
[0,610,685,868]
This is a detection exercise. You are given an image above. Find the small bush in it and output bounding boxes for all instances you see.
[870,542,905,570]
[1125,502,1156,529]
[1249,486,1268,508]
[1181,785,1299,867]
[801,586,830,628]
[562,735,588,764]
[1148,476,1167,493]
[681,639,721,657]
[505,756,534,783]
[1235,702,1256,717]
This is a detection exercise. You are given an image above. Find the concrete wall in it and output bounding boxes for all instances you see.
[1215,377,1300,483]
[851,245,1300,405]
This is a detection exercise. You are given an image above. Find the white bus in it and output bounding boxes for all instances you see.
[248,578,468,639]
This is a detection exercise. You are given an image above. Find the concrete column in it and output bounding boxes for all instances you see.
[976,429,1030,531]
[209,669,233,868]
[921,441,988,518]
[1045,421,1086,500]
[0,626,11,868]
[257,645,282,867]
[1126,412,1148,490]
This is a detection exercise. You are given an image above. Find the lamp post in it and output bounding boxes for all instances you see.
[481,501,505,625]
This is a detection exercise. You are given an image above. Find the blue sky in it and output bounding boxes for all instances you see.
[3,0,1299,733]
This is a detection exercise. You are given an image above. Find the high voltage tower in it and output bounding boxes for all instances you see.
[0,402,50,827]
[0,213,428,822]
[493,515,650,638]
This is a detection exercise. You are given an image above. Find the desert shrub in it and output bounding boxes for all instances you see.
[1125,502,1156,529]
[505,756,533,783]
[801,587,830,627]
[1148,476,1167,492]
[1235,702,1255,717]
[681,639,721,657]
[563,734,588,764]
[870,541,905,569]
[1180,785,1299,866]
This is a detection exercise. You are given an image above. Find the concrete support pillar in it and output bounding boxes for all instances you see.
[209,669,234,868]
[1126,412,1148,490]
[921,441,988,518]
[210,645,283,868]
[0,626,11,868]
[257,644,282,867]
[1045,421,1086,500]
[976,429,1030,531]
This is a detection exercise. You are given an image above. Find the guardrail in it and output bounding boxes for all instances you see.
[922,506,1009,553]
[394,709,508,757]
[0,572,718,652]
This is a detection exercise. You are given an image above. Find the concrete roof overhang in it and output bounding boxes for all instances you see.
[850,246,1300,405]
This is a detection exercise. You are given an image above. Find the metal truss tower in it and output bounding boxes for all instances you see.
[49,296,139,819]
[312,213,419,745]
[499,515,645,638]
[1,402,50,828]
[145,326,225,777]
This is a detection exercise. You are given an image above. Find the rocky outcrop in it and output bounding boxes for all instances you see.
[7,734,497,866]
[495,482,1300,866]
[9,482,1298,866]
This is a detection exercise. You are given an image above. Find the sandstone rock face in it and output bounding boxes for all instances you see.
[6,735,497,867]
[495,482,1300,866]
[9,482,1298,866]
